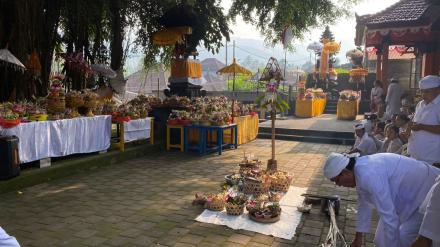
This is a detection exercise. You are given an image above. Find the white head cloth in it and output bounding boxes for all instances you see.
[354,123,365,130]
[419,75,440,90]
[323,153,350,179]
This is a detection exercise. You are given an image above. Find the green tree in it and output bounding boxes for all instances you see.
[320,25,335,43]
[228,0,358,45]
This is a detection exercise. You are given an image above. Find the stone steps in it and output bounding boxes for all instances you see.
[258,127,354,145]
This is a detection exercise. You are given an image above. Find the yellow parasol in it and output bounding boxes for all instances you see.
[217,58,252,91]
[217,58,252,121]
[152,26,192,46]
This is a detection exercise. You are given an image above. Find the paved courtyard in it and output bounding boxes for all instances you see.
[0,139,377,246]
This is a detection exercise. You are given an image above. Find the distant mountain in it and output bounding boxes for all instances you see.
[124,37,356,76]
[197,37,355,72]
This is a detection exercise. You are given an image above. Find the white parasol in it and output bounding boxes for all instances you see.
[91,64,117,78]
[307,41,323,53]
[0,49,26,72]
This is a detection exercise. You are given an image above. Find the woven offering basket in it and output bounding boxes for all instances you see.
[239,162,261,176]
[270,179,291,193]
[249,213,281,224]
[47,97,65,114]
[243,177,270,196]
[70,95,84,108]
[205,200,225,211]
[83,99,97,109]
[225,203,245,216]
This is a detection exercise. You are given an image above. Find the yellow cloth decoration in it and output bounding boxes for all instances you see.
[337,100,359,120]
[171,59,202,78]
[324,41,341,54]
[188,115,259,145]
[295,99,326,118]
[168,26,192,35]
[153,29,183,45]
[26,51,42,76]
[319,49,329,80]
[349,68,368,77]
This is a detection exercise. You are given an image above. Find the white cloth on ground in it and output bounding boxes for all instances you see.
[354,153,440,247]
[419,175,440,247]
[0,227,20,247]
[354,132,377,156]
[408,95,440,164]
[123,117,151,142]
[195,186,306,240]
[0,116,111,163]
[385,83,404,119]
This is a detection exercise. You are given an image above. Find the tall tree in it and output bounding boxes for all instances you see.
[229,0,358,45]
[320,26,335,43]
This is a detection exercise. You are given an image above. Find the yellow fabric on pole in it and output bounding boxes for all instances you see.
[171,59,202,78]
[295,99,326,118]
[337,100,359,120]
[319,49,329,79]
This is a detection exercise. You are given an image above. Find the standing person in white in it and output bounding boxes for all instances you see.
[385,78,404,120]
[348,123,377,156]
[323,153,440,247]
[407,75,440,167]
[371,80,384,115]
[411,176,440,247]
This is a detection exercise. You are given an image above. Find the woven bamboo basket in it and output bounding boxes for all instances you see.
[47,97,65,114]
[225,203,245,216]
[243,177,270,196]
[270,179,291,193]
[71,95,84,108]
[205,200,225,211]
[238,162,261,175]
[249,213,281,223]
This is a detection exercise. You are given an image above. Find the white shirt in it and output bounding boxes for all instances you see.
[379,138,403,154]
[371,86,384,104]
[354,153,440,246]
[385,83,404,117]
[354,132,377,156]
[0,227,20,247]
[419,176,440,247]
[408,95,440,164]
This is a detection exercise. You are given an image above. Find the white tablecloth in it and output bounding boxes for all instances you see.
[195,186,307,239]
[0,116,111,163]
[123,117,151,142]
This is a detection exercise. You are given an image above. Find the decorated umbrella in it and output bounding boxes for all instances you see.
[283,69,306,86]
[307,41,323,53]
[217,58,252,122]
[91,64,117,78]
[0,48,26,73]
[217,58,252,91]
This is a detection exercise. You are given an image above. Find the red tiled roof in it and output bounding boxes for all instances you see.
[359,0,431,27]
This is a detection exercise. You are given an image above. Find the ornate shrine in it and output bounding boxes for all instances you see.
[355,0,440,91]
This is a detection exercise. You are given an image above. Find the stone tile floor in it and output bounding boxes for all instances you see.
[0,139,377,246]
